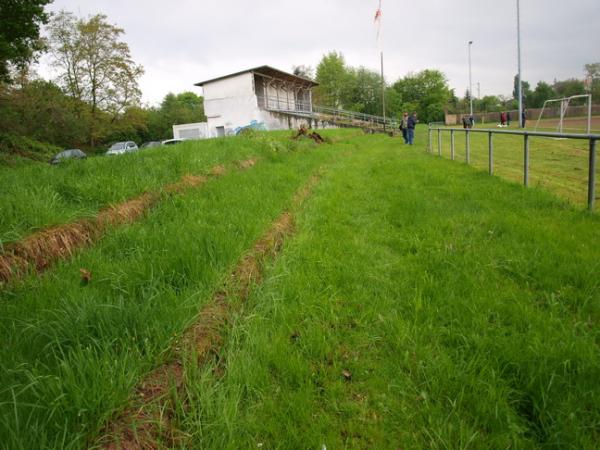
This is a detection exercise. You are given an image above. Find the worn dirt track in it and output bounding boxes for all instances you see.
[98,174,319,450]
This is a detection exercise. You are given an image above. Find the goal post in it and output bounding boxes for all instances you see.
[534,94,592,134]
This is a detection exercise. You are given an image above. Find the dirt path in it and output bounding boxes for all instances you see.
[96,174,320,450]
[0,160,256,285]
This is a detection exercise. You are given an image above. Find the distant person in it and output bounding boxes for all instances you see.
[462,116,469,129]
[500,111,506,126]
[407,112,417,145]
[399,112,409,144]
[521,109,527,128]
[469,115,474,128]
[506,111,511,126]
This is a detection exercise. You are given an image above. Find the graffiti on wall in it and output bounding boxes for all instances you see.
[234,120,267,135]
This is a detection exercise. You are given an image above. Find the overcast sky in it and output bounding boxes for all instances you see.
[36,0,600,106]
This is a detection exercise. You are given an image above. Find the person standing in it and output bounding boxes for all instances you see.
[506,111,511,126]
[521,109,527,128]
[500,111,506,127]
[407,112,417,145]
[399,112,409,144]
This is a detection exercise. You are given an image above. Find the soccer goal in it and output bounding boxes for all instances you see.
[534,94,592,134]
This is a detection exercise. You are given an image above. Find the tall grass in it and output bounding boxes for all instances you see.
[0,129,359,246]
[0,134,353,449]
[174,136,600,448]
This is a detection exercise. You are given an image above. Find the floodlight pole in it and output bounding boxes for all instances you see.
[517,0,523,128]
[381,51,386,131]
[468,41,473,119]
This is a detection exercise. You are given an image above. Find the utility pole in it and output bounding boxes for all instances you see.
[517,0,523,127]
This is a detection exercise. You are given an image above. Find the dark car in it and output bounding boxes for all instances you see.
[50,149,87,165]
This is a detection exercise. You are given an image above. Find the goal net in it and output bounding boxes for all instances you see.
[534,94,592,134]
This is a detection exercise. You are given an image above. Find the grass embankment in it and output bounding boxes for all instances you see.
[0,131,357,246]
[0,132,353,449]
[432,128,598,206]
[169,137,600,448]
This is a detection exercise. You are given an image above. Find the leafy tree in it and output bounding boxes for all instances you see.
[144,92,206,140]
[529,81,556,108]
[553,78,586,102]
[584,62,600,100]
[0,78,88,147]
[314,51,350,108]
[344,67,385,116]
[48,11,144,146]
[513,74,532,106]
[292,65,314,80]
[475,95,503,113]
[392,70,453,123]
[0,0,52,82]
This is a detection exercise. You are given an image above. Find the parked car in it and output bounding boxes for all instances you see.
[106,141,138,155]
[140,141,162,149]
[50,149,87,165]
[162,138,185,146]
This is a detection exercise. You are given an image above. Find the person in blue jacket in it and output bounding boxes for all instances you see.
[407,112,418,145]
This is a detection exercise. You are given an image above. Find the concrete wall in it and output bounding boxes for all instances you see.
[202,72,317,137]
[173,122,209,139]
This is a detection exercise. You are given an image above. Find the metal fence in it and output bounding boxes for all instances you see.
[427,125,600,212]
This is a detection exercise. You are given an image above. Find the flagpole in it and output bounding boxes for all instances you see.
[381,51,386,131]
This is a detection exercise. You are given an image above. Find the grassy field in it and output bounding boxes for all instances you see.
[0,130,357,246]
[430,126,598,206]
[0,131,352,449]
[167,136,599,449]
[1,130,599,448]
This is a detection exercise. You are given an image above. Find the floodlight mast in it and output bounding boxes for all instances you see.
[517,0,523,127]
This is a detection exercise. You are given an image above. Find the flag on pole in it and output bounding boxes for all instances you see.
[374,0,382,49]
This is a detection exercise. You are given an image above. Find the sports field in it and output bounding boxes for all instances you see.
[433,123,598,206]
[0,130,598,448]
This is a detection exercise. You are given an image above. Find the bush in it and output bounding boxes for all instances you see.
[0,133,61,165]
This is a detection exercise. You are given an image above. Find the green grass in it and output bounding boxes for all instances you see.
[430,127,598,206]
[1,129,598,449]
[171,136,600,448]
[0,129,359,246]
[0,133,353,449]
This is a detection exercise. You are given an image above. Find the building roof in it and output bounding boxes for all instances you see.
[194,65,318,88]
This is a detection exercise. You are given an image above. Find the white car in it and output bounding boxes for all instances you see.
[161,138,186,146]
[106,141,138,155]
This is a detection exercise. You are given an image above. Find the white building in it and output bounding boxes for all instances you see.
[194,66,319,138]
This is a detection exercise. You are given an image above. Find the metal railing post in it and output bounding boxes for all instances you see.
[438,129,442,156]
[428,127,432,153]
[589,138,597,211]
[465,130,470,164]
[524,134,530,187]
[450,130,455,160]
[488,132,494,175]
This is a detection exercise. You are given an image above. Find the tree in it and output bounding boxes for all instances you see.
[48,11,144,146]
[0,0,52,82]
[145,92,206,140]
[314,51,350,108]
[292,65,314,80]
[553,78,585,99]
[584,63,600,99]
[513,74,532,106]
[392,70,453,123]
[530,81,556,108]
[344,66,384,115]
